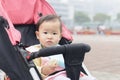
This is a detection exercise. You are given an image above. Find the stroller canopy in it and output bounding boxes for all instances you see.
[1,0,73,42]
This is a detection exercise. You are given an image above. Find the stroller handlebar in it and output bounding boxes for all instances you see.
[27,43,91,61]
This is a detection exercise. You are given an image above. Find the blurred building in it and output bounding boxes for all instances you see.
[48,0,74,28]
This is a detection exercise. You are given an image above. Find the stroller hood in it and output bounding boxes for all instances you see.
[0,2,21,45]
[1,0,72,43]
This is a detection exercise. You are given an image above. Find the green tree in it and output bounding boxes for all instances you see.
[116,13,120,22]
[93,13,111,23]
[74,11,91,25]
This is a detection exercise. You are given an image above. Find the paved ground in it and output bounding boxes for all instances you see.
[72,35,120,80]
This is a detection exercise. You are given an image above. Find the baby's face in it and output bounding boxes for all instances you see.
[36,19,61,47]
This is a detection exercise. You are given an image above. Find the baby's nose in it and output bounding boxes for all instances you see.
[47,34,53,38]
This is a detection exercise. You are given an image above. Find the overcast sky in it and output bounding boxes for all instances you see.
[50,0,120,16]
[92,0,120,15]
[76,0,120,15]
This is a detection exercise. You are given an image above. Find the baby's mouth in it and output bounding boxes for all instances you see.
[46,41,53,44]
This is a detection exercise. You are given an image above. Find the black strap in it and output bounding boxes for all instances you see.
[48,69,65,76]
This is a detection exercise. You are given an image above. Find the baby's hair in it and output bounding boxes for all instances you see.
[36,14,62,32]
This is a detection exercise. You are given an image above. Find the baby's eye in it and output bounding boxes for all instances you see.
[53,33,57,35]
[43,32,48,34]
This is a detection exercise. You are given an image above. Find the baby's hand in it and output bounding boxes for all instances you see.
[41,59,58,76]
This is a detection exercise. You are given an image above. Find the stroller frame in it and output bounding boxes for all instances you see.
[0,16,93,80]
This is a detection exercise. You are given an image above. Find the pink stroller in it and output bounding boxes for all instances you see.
[0,16,94,80]
[0,0,95,80]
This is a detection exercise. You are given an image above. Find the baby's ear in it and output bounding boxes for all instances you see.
[35,31,39,39]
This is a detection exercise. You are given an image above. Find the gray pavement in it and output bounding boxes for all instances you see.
[72,35,120,80]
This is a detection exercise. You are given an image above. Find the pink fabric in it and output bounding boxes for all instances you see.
[1,0,56,24]
[0,2,21,45]
[1,0,73,41]
[1,0,39,24]
[45,71,90,80]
